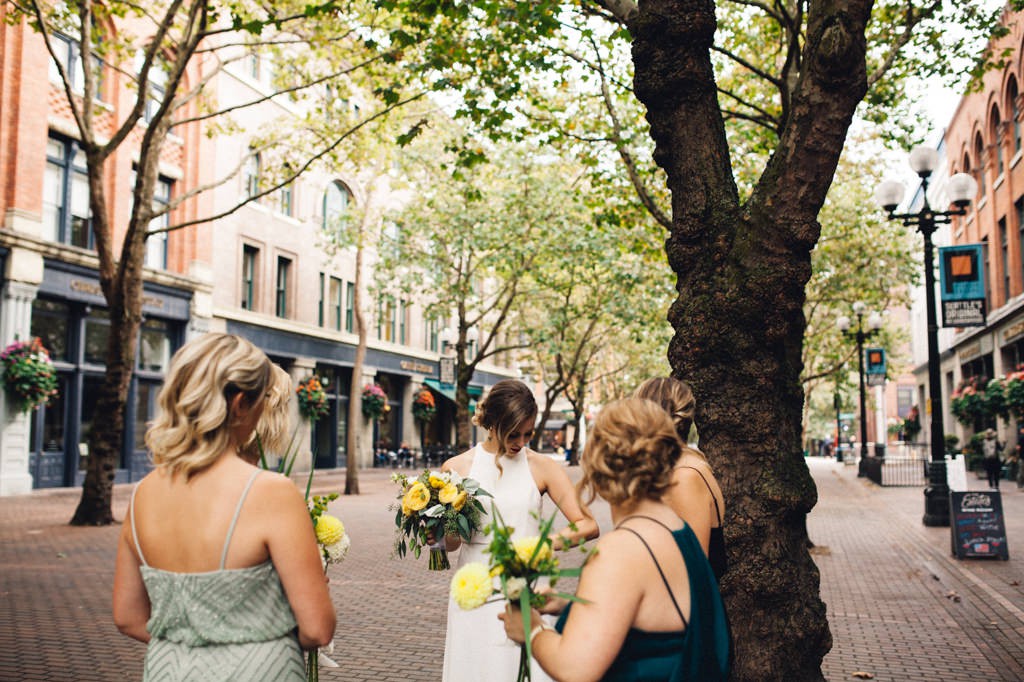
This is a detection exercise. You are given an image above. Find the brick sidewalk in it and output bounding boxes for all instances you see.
[0,460,1021,681]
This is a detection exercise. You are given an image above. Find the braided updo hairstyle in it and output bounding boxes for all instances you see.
[578,398,682,507]
[473,379,537,468]
[633,377,697,445]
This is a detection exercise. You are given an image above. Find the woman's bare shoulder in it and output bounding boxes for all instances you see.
[442,449,475,476]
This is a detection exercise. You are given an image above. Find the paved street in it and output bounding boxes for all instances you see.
[0,458,1022,681]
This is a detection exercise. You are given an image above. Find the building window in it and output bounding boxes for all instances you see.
[427,318,439,352]
[244,152,261,199]
[345,281,355,332]
[141,176,173,270]
[318,273,326,327]
[992,105,1004,177]
[247,52,261,80]
[242,245,258,310]
[323,181,351,232]
[330,277,343,331]
[43,135,91,248]
[377,297,397,342]
[975,133,987,195]
[1000,217,1010,301]
[982,236,991,309]
[1010,78,1022,155]
[49,33,103,99]
[1017,197,1024,288]
[279,183,293,216]
[399,299,407,345]
[276,256,291,318]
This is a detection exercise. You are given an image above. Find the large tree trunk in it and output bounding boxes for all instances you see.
[346,218,369,495]
[631,0,872,678]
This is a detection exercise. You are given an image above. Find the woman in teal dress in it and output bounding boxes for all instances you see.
[112,333,336,680]
[501,398,730,681]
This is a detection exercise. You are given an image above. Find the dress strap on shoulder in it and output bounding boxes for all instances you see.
[615,519,688,630]
[677,465,723,525]
[220,469,262,570]
[129,483,147,566]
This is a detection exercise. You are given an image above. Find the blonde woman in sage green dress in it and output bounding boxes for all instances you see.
[113,334,336,681]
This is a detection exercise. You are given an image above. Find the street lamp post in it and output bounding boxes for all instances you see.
[837,303,882,476]
[874,146,979,527]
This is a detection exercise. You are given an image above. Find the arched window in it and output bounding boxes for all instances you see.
[991,104,1004,176]
[975,132,987,195]
[1009,77,1021,155]
[322,180,352,231]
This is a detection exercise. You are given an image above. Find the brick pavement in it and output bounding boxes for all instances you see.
[0,459,1021,681]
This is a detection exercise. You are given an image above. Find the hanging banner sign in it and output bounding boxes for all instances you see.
[865,347,886,387]
[939,244,986,327]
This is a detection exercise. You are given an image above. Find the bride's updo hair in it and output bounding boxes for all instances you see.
[146,333,272,478]
[578,398,682,507]
[473,379,537,458]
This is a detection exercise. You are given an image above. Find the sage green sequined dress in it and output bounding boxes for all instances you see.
[131,470,305,681]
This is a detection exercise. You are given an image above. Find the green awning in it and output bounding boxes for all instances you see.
[424,379,480,411]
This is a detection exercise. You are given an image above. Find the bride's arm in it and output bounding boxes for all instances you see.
[532,456,599,549]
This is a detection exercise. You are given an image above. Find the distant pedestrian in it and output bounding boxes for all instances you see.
[982,428,1003,490]
[1016,425,1024,489]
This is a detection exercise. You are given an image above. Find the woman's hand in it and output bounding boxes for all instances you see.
[499,603,528,644]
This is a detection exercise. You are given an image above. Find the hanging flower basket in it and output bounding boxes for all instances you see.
[412,387,436,423]
[1004,366,1024,420]
[950,376,1003,426]
[296,375,329,422]
[362,383,388,419]
[1,337,59,414]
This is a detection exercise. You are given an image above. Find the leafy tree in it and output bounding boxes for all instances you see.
[373,0,1009,677]
[9,0,422,523]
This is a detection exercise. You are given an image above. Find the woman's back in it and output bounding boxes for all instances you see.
[130,462,305,681]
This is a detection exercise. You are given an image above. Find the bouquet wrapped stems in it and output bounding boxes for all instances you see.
[429,540,451,571]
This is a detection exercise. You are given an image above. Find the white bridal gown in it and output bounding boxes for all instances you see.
[442,444,555,682]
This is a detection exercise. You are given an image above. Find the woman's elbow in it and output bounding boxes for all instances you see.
[299,612,337,649]
[580,518,600,541]
[114,616,150,643]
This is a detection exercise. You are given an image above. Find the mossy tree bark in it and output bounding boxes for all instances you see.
[630,0,872,677]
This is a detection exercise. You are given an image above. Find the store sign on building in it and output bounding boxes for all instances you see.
[399,360,436,375]
[865,347,886,387]
[939,244,986,327]
[439,357,455,386]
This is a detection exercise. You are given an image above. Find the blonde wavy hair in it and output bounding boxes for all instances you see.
[146,333,272,478]
[239,364,293,463]
[578,398,682,507]
[633,377,700,449]
[472,379,537,470]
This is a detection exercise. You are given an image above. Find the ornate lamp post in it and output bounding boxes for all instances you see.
[837,303,882,476]
[874,146,978,526]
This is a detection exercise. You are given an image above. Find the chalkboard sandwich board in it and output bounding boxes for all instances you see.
[950,491,1009,560]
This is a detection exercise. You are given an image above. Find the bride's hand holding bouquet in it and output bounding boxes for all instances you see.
[392,469,490,570]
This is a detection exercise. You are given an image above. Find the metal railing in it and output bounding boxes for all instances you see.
[858,442,929,487]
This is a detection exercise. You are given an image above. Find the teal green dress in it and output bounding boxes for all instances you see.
[130,470,305,681]
[556,519,730,681]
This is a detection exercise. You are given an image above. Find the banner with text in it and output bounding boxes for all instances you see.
[939,244,986,327]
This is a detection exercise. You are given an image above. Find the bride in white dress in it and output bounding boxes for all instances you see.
[440,379,599,682]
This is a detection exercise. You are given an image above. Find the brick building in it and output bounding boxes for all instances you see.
[0,13,513,495]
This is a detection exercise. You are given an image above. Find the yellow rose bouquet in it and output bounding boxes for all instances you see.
[392,469,490,570]
[450,505,592,682]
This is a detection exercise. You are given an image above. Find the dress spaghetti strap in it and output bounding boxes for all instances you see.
[677,465,723,525]
[129,484,148,566]
[220,469,263,570]
[615,517,688,630]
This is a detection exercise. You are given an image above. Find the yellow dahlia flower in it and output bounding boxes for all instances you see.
[315,514,346,546]
[428,473,447,489]
[513,536,551,568]
[452,490,468,511]
[402,481,430,513]
[438,483,459,505]
[451,562,493,610]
